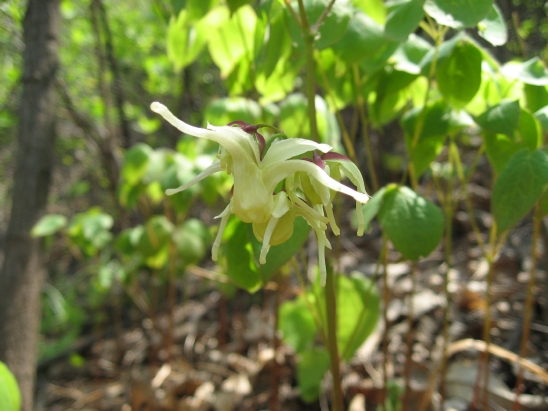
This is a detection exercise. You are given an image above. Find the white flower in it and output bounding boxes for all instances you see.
[151,102,369,282]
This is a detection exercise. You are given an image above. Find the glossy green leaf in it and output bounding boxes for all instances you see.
[357,187,386,232]
[223,218,262,292]
[419,32,461,76]
[186,0,219,21]
[335,274,380,360]
[475,100,520,137]
[436,41,482,108]
[249,216,311,280]
[483,133,520,174]
[121,143,153,186]
[502,58,548,86]
[392,34,432,74]
[67,210,114,256]
[278,94,341,150]
[279,295,317,353]
[31,214,67,238]
[285,0,352,50]
[385,0,425,42]
[0,362,21,411]
[207,6,256,77]
[225,0,251,14]
[166,10,208,71]
[517,109,542,150]
[477,4,507,46]
[378,185,444,260]
[351,0,386,24]
[424,0,493,29]
[492,149,548,232]
[534,106,548,132]
[331,11,387,65]
[402,100,472,176]
[524,84,548,113]
[173,218,210,266]
[204,97,262,125]
[296,348,330,403]
[137,215,174,266]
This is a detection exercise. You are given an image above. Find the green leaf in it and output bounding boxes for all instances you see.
[335,274,380,360]
[492,149,548,232]
[207,6,256,78]
[121,143,153,186]
[224,218,262,292]
[524,84,548,113]
[356,187,386,232]
[296,348,330,402]
[186,0,219,21]
[424,0,493,29]
[166,10,208,71]
[0,362,21,411]
[518,109,542,149]
[502,58,548,86]
[278,94,341,150]
[173,218,210,266]
[31,214,67,238]
[436,41,483,108]
[483,133,520,174]
[226,0,252,14]
[477,4,507,46]
[331,11,387,65]
[204,97,262,125]
[534,106,548,132]
[392,34,433,74]
[249,216,311,281]
[279,295,317,353]
[285,0,352,50]
[385,0,425,42]
[378,185,444,260]
[402,100,472,176]
[351,0,386,24]
[475,100,520,136]
[136,216,174,269]
[419,31,462,76]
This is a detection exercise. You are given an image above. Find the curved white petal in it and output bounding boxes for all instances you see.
[325,203,340,236]
[211,203,232,261]
[165,161,223,195]
[324,159,369,236]
[208,123,261,165]
[259,216,279,264]
[151,102,257,165]
[261,138,332,169]
[265,160,370,204]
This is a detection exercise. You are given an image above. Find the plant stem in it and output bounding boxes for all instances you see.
[325,265,344,411]
[353,64,379,192]
[380,236,390,411]
[512,203,541,410]
[402,262,417,411]
[297,0,319,142]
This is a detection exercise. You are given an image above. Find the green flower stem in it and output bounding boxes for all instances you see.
[325,265,344,411]
[352,64,379,192]
[380,235,390,411]
[316,51,360,167]
[406,24,445,189]
[296,0,319,142]
[402,262,417,411]
[512,203,542,409]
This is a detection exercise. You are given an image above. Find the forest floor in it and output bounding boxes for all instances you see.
[34,207,548,411]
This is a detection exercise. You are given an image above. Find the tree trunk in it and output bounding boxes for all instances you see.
[0,1,60,410]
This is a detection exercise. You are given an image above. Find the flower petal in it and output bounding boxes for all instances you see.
[151,102,257,165]
[261,138,332,169]
[211,203,231,261]
[165,160,223,195]
[265,160,370,204]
